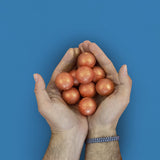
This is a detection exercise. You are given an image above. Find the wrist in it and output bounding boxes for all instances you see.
[45,126,86,160]
[87,126,117,138]
[52,125,86,150]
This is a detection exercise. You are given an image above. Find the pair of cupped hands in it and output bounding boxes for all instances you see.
[34,40,132,140]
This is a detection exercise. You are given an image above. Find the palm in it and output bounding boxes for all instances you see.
[46,85,88,132]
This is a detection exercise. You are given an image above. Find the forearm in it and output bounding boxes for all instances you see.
[85,128,122,160]
[43,127,86,160]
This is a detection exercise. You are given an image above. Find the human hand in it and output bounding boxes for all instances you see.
[33,48,88,137]
[79,40,132,137]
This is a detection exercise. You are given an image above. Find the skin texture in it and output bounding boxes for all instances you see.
[79,40,132,160]
[33,48,88,160]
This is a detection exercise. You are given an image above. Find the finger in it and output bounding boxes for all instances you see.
[117,65,132,105]
[33,73,51,113]
[49,48,81,85]
[119,65,132,91]
[89,42,119,83]
[79,40,90,52]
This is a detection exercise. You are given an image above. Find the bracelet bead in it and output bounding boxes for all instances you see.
[86,136,119,144]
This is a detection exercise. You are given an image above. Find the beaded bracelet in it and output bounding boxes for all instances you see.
[86,136,119,144]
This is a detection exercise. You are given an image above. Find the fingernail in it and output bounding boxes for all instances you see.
[123,65,128,75]
[33,73,38,82]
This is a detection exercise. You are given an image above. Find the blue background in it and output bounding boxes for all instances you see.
[0,0,160,159]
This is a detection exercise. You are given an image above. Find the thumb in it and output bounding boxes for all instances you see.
[117,65,132,104]
[119,65,132,85]
[33,73,51,113]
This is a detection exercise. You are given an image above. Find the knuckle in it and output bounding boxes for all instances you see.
[74,48,80,57]
[84,40,90,43]
[65,48,74,58]
[69,48,74,54]
[34,88,39,94]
